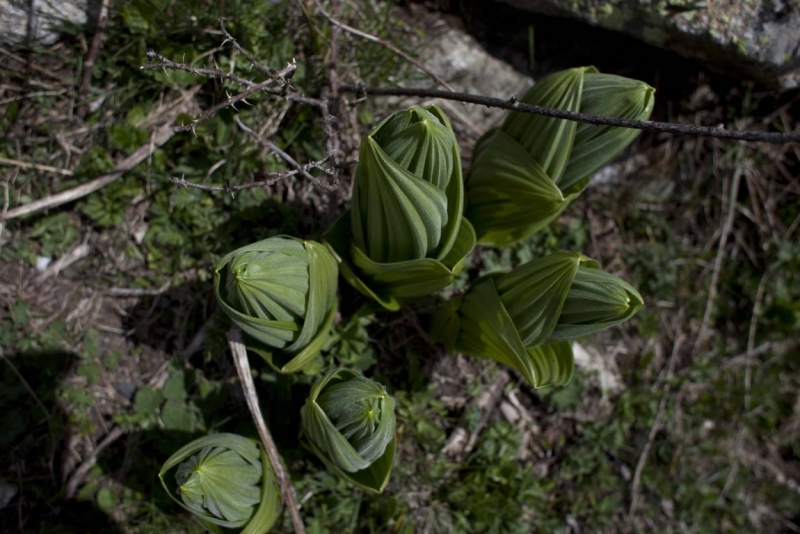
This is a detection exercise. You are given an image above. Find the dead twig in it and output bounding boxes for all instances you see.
[345,87,800,144]
[219,20,273,78]
[1,123,173,221]
[64,426,124,499]
[76,0,111,119]
[697,162,744,347]
[234,116,337,191]
[629,334,686,517]
[171,61,297,134]
[0,156,73,176]
[745,271,768,411]
[227,326,306,534]
[170,155,339,193]
[442,370,510,462]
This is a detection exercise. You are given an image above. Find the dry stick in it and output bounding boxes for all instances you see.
[170,163,326,193]
[1,122,175,221]
[219,21,273,78]
[0,156,74,176]
[745,271,768,411]
[144,53,329,110]
[629,333,686,517]
[697,163,744,347]
[316,8,455,92]
[64,426,124,499]
[0,47,74,84]
[234,116,337,191]
[227,327,306,534]
[76,0,111,119]
[346,87,800,144]
[142,51,265,90]
[172,61,297,134]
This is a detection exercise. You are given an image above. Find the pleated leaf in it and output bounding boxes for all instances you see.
[300,369,396,493]
[324,215,475,311]
[466,129,574,246]
[494,251,588,347]
[214,236,338,373]
[158,434,281,532]
[525,342,575,388]
[550,264,644,341]
[503,67,592,184]
[327,105,471,309]
[559,72,656,191]
[175,446,261,524]
[456,278,572,388]
[351,106,459,264]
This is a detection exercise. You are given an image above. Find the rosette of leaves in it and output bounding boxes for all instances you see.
[300,368,396,493]
[325,105,476,311]
[466,67,655,246]
[158,433,280,533]
[433,252,643,388]
[214,236,338,374]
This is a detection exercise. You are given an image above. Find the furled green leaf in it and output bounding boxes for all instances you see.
[325,105,474,310]
[550,264,644,340]
[466,129,575,246]
[214,236,338,373]
[447,252,641,389]
[503,67,591,184]
[159,434,281,532]
[300,369,396,493]
[465,67,656,247]
[559,72,655,190]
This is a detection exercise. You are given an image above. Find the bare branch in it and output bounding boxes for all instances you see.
[346,86,800,144]
[219,20,273,78]
[0,156,73,176]
[172,62,298,133]
[2,122,174,220]
[76,0,111,119]
[170,155,333,193]
[234,116,338,191]
[227,327,306,534]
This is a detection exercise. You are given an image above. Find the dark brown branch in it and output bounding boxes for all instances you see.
[346,86,800,144]
[76,0,110,119]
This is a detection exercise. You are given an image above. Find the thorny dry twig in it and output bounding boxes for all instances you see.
[234,116,338,191]
[228,326,306,534]
[173,61,298,134]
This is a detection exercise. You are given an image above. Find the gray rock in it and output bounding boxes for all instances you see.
[0,0,88,45]
[497,0,800,88]
[417,27,534,133]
